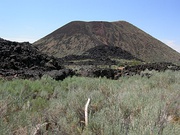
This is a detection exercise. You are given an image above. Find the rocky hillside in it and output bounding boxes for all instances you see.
[33,21,180,63]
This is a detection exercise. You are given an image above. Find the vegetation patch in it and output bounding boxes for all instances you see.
[0,70,179,134]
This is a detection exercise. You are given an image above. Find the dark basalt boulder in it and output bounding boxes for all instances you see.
[45,69,75,80]
[75,67,120,79]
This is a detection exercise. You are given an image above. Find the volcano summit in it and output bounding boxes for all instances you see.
[33,21,180,63]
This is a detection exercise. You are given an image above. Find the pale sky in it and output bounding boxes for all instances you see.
[1,0,180,52]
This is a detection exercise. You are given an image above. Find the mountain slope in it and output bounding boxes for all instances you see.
[33,21,180,63]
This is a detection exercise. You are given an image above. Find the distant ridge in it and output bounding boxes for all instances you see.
[33,21,180,63]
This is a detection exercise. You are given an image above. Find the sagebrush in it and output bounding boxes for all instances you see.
[0,70,179,135]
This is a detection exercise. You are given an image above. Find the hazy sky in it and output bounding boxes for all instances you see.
[1,0,180,52]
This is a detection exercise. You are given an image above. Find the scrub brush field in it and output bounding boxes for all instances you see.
[0,70,179,135]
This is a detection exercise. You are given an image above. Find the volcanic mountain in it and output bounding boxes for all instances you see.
[33,21,180,63]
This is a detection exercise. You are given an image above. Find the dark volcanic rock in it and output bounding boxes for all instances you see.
[59,45,141,65]
[75,62,180,79]
[45,69,75,80]
[0,38,62,71]
[76,67,120,79]
[0,38,75,80]
[124,62,180,73]
[92,68,118,79]
[121,62,180,77]
[83,45,139,60]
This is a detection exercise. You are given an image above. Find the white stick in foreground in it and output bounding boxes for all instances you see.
[32,122,48,135]
[85,98,91,127]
